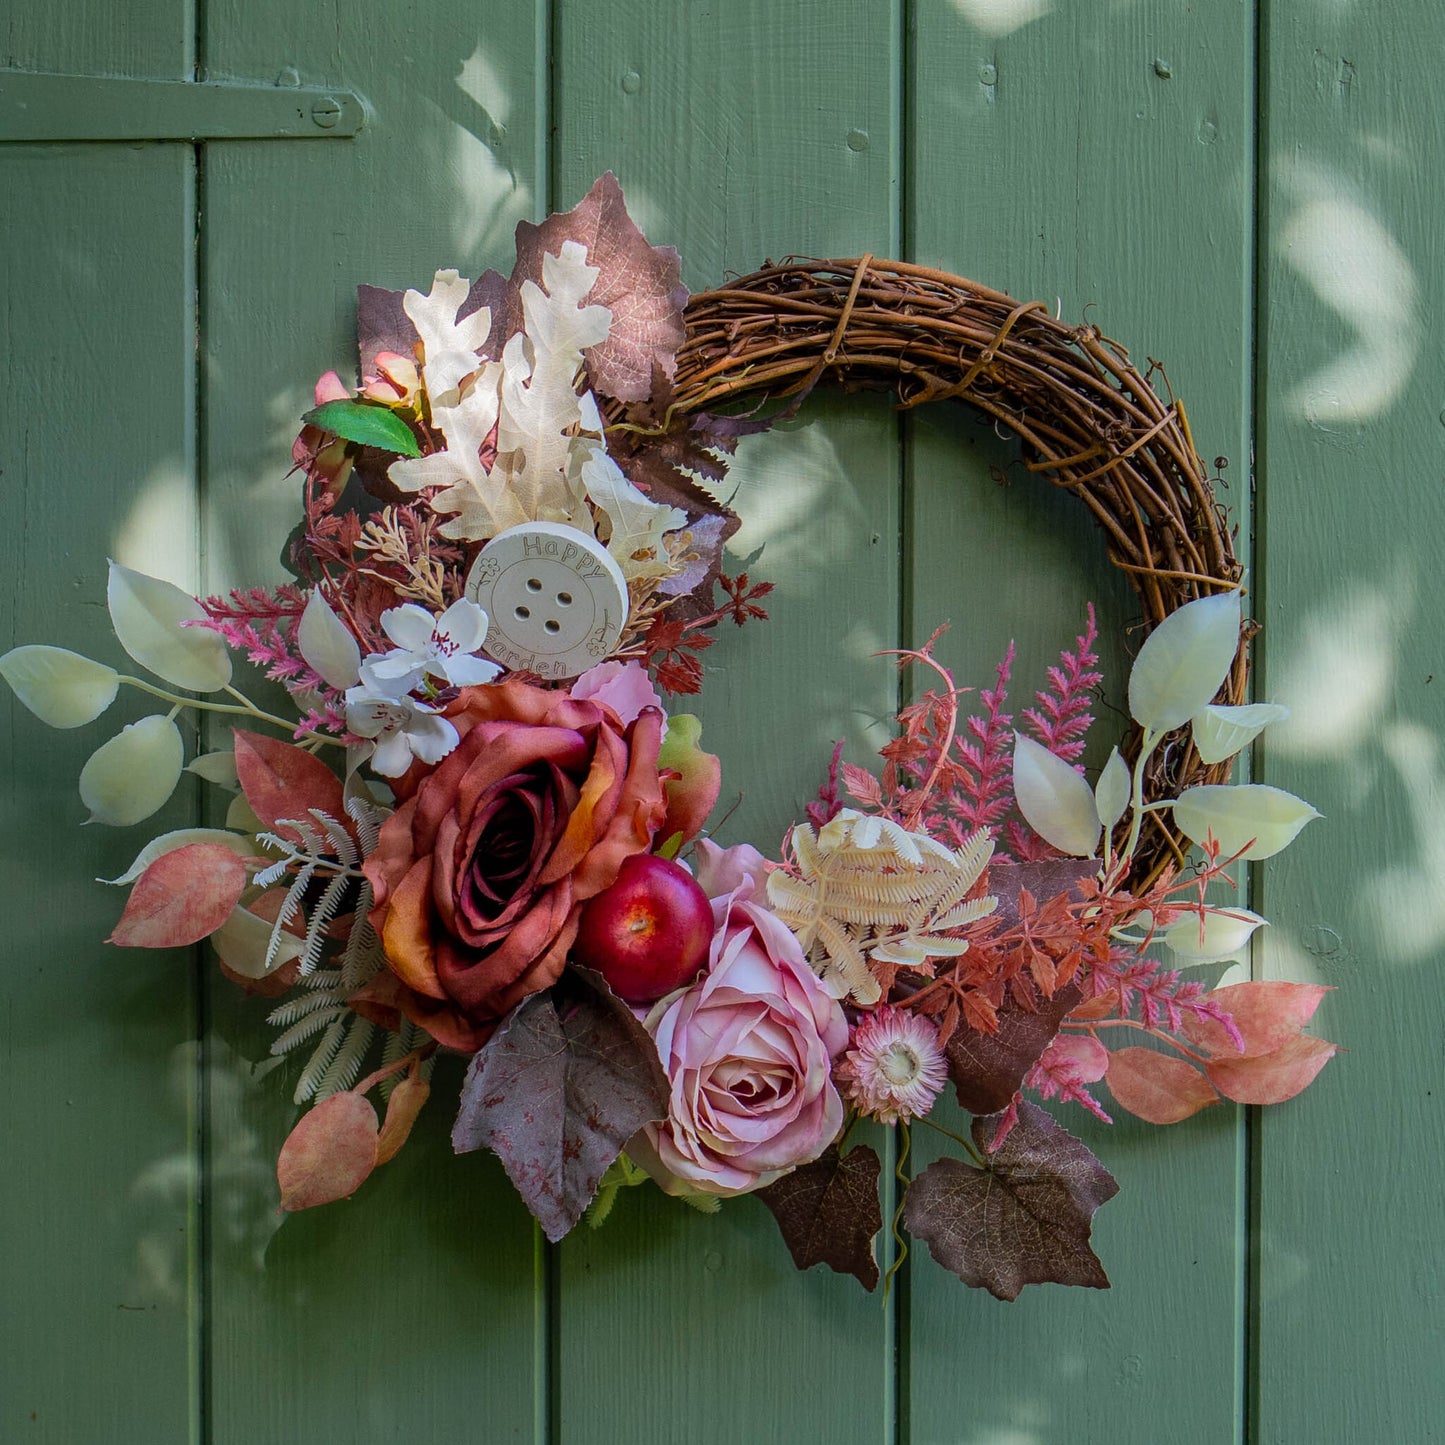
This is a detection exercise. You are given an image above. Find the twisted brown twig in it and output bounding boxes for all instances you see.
[668,259,1248,887]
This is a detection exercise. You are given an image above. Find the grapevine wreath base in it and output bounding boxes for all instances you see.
[2,174,1331,1300]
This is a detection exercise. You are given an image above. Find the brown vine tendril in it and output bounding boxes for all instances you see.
[622,258,1249,888]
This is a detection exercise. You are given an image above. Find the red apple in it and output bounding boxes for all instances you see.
[572,853,715,1004]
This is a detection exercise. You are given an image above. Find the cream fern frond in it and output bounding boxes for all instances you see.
[768,808,997,1003]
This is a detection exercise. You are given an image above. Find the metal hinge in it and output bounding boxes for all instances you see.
[0,70,364,142]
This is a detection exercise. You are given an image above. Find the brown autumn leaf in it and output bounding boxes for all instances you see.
[903,1101,1119,1301]
[451,969,670,1242]
[511,172,687,402]
[277,1091,379,1211]
[945,982,1083,1115]
[108,843,248,949]
[1105,1046,1220,1124]
[757,1144,883,1291]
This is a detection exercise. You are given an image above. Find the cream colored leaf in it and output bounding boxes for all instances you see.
[1173,783,1320,861]
[186,750,239,789]
[1190,702,1290,766]
[1012,733,1101,857]
[211,904,304,979]
[107,561,232,692]
[297,589,362,690]
[1128,589,1241,732]
[1094,746,1131,831]
[0,645,119,728]
[1163,907,1268,963]
[78,715,185,826]
[101,827,257,885]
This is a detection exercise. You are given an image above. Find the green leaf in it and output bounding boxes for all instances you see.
[303,398,422,458]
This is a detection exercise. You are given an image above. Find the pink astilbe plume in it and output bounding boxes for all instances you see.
[193,586,349,737]
[948,641,1016,835]
[1021,603,1100,763]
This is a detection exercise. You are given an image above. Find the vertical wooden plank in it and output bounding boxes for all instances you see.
[906,3,1256,1440]
[198,1,547,1438]
[3,8,199,1441]
[550,5,903,1441]
[1255,8,1445,1440]
[0,143,197,1445]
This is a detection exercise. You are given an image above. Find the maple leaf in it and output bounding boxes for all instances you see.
[757,1143,883,1291]
[945,981,1084,1114]
[903,1101,1118,1300]
[451,969,670,1242]
[512,172,687,402]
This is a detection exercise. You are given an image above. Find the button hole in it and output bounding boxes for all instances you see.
[544,620,561,635]
[515,605,531,619]
[526,578,542,592]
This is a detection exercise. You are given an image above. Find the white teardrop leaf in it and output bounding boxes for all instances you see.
[0,645,119,728]
[186,750,240,789]
[1163,907,1268,962]
[1190,702,1291,765]
[297,588,362,689]
[1128,589,1242,732]
[107,561,232,692]
[78,715,185,826]
[1173,783,1320,861]
[1012,732,1102,857]
[101,827,257,885]
[225,791,266,835]
[211,905,304,979]
[1094,747,1131,831]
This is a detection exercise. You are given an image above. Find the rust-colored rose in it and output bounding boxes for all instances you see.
[361,679,667,1051]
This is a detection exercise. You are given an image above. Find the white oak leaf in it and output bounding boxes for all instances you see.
[403,269,494,404]
[582,448,687,582]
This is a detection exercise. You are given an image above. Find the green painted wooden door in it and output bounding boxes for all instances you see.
[3,3,1440,1440]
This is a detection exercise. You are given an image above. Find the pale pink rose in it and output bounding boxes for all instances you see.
[569,660,663,726]
[632,877,849,1197]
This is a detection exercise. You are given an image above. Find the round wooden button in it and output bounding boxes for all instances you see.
[464,521,629,680]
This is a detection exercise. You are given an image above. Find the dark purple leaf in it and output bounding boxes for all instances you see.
[757,1144,883,1291]
[946,982,1083,1115]
[459,269,515,361]
[511,172,687,402]
[451,969,669,1242]
[356,284,417,378]
[904,1102,1118,1300]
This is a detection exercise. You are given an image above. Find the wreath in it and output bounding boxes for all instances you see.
[0,174,1332,1299]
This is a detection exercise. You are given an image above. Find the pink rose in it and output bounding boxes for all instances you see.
[632,857,848,1196]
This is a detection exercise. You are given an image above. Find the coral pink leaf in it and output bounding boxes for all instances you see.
[757,1143,883,1292]
[277,1091,380,1211]
[108,843,248,948]
[1181,981,1332,1058]
[904,1101,1118,1300]
[233,728,346,839]
[841,762,884,810]
[1205,1034,1337,1105]
[376,1075,431,1166]
[1105,1046,1220,1124]
[1043,1034,1110,1084]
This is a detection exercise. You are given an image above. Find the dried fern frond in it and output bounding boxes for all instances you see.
[768,808,997,1004]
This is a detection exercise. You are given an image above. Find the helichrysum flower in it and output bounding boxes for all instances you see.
[835,1006,948,1125]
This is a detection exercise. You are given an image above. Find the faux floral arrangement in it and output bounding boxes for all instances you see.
[1,176,1333,1298]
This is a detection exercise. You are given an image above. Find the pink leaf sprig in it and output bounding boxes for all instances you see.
[1021,603,1100,764]
[1089,949,1245,1050]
